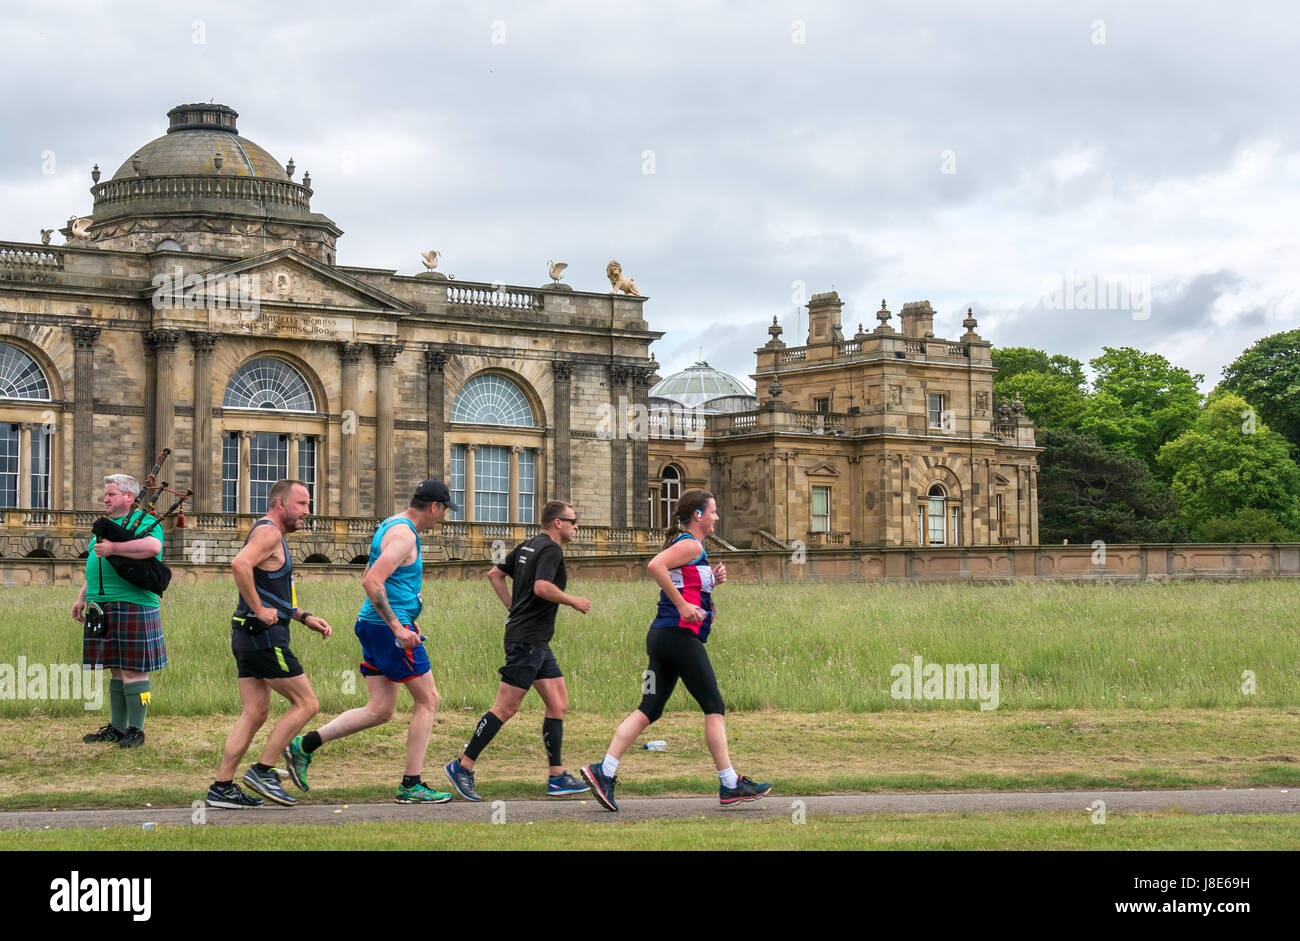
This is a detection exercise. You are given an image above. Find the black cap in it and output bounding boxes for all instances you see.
[414,479,460,511]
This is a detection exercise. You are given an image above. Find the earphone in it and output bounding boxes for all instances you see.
[695,510,703,518]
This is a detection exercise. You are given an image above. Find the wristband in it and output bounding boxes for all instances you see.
[297,610,314,624]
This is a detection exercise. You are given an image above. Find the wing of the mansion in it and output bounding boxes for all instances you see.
[0,102,1038,565]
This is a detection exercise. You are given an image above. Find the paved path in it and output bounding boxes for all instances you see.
[2,788,1296,830]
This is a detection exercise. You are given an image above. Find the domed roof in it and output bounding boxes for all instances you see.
[649,362,756,410]
[111,104,288,180]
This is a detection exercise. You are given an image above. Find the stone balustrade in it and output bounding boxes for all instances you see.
[91,175,313,211]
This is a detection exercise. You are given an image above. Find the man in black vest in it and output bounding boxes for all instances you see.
[205,479,332,809]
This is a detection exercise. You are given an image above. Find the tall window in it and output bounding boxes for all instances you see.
[475,445,509,523]
[0,344,54,509]
[928,393,946,430]
[660,465,682,528]
[250,432,288,513]
[996,493,1004,538]
[449,445,466,522]
[518,448,535,524]
[811,485,830,532]
[0,424,17,508]
[813,397,830,414]
[298,437,316,512]
[449,373,543,523]
[927,484,947,545]
[222,434,240,513]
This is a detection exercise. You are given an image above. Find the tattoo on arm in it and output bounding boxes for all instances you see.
[370,585,400,628]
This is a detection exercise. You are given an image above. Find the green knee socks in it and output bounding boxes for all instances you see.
[124,679,151,730]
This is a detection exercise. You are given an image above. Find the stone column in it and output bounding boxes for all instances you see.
[238,431,252,515]
[509,446,520,524]
[425,348,448,479]
[631,367,654,528]
[188,332,218,512]
[465,444,477,522]
[1029,467,1039,545]
[848,454,863,544]
[144,329,184,463]
[372,344,401,518]
[339,342,365,517]
[608,364,630,527]
[287,434,301,482]
[71,326,100,509]
[18,423,34,508]
[553,361,572,502]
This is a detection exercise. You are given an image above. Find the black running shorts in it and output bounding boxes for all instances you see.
[234,645,304,679]
[498,642,563,690]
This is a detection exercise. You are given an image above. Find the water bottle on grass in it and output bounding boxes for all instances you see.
[642,740,667,751]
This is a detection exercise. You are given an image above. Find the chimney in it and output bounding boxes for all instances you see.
[899,300,935,339]
[806,291,845,345]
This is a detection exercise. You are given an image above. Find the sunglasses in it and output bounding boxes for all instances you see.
[557,517,578,524]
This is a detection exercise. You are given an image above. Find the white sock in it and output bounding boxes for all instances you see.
[718,766,739,789]
[601,754,620,778]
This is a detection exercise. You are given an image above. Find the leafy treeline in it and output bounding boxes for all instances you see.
[992,331,1300,544]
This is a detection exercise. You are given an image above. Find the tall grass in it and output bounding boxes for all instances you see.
[1,579,1295,715]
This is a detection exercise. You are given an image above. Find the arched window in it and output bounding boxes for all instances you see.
[223,357,315,412]
[917,481,961,547]
[0,343,53,509]
[221,358,321,514]
[0,344,51,400]
[660,465,682,528]
[448,374,542,523]
[451,374,534,427]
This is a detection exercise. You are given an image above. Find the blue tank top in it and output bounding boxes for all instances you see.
[650,533,715,642]
[357,516,423,625]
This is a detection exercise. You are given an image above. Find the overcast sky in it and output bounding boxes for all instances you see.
[3,0,1297,393]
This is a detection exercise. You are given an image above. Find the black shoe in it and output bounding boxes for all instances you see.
[242,766,296,806]
[720,775,772,806]
[580,763,618,812]
[117,726,145,749]
[205,782,264,809]
[83,724,124,744]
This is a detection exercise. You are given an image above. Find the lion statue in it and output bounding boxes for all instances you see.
[606,260,640,296]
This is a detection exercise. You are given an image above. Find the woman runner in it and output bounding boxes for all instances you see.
[580,489,771,810]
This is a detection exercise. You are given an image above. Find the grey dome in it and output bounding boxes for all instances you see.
[649,362,756,411]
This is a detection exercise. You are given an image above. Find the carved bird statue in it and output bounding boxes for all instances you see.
[40,229,53,245]
[70,217,93,238]
[421,250,441,271]
[548,260,568,282]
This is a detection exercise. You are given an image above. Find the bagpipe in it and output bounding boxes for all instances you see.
[89,448,192,599]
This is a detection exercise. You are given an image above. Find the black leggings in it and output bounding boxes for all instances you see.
[636,627,725,721]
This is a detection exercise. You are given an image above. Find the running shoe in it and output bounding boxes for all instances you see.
[579,763,618,812]
[83,724,123,744]
[719,775,772,806]
[117,726,146,749]
[242,765,296,806]
[206,782,264,809]
[443,759,482,802]
[546,771,590,796]
[283,736,312,791]
[395,782,453,804]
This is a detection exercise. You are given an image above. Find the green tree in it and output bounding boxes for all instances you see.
[1155,393,1300,535]
[1036,427,1179,544]
[991,347,1087,431]
[1216,329,1300,455]
[1078,346,1203,468]
[1194,509,1299,543]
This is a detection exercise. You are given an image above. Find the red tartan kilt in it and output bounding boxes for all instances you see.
[82,602,168,672]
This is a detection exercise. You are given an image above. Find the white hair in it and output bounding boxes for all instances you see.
[103,474,140,498]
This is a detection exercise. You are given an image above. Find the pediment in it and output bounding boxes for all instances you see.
[149,249,411,314]
[804,461,840,478]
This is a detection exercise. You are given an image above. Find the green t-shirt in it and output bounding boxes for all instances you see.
[85,513,164,607]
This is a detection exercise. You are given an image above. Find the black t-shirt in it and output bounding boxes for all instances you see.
[498,533,567,648]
